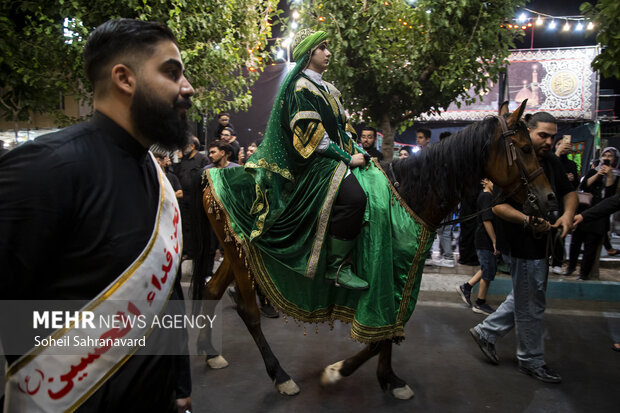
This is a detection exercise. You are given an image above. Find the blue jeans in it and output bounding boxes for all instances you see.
[476,249,497,281]
[475,256,548,369]
[438,221,453,259]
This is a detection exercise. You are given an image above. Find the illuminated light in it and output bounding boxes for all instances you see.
[536,16,543,26]
[426,9,431,14]
[586,22,594,30]
[292,10,300,20]
[521,25,527,30]
[249,67,256,72]
[291,21,299,29]
[384,1,389,5]
[282,38,292,48]
[563,21,570,31]
[318,16,325,22]
[409,26,413,29]
[508,24,513,29]
[403,21,407,25]
[575,22,584,31]
[248,49,253,53]
[517,13,527,23]
[527,22,532,27]
[398,18,402,22]
[275,49,284,60]
[548,20,556,29]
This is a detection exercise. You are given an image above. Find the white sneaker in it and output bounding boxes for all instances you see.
[434,258,455,268]
[551,266,564,275]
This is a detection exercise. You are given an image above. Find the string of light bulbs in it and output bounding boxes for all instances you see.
[504,8,595,32]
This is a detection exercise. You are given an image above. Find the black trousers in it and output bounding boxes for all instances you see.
[568,227,603,277]
[329,173,367,240]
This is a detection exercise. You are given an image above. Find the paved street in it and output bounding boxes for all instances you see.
[187,288,619,413]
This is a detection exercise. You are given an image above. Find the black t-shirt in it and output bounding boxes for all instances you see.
[365,146,384,161]
[0,112,179,411]
[474,191,496,251]
[557,154,579,190]
[494,154,574,259]
[166,170,182,192]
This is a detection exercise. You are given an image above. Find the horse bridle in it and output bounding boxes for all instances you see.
[495,115,546,217]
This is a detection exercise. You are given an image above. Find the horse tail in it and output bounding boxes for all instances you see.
[189,168,211,306]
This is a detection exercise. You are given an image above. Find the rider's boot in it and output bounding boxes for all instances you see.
[324,236,369,290]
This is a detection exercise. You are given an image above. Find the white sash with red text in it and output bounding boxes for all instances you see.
[3,154,182,412]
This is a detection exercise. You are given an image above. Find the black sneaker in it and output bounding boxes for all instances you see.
[519,364,562,383]
[469,327,499,365]
[472,302,495,316]
[259,301,279,318]
[456,284,472,307]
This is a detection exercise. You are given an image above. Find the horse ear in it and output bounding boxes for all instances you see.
[498,101,510,116]
[508,99,527,123]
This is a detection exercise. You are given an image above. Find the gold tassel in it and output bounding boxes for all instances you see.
[208,206,213,214]
[224,233,231,243]
[216,212,221,221]
[303,326,307,336]
[315,324,319,334]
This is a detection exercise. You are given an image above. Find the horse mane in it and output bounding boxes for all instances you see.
[392,116,499,215]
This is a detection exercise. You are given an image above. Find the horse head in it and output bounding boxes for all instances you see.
[486,100,559,222]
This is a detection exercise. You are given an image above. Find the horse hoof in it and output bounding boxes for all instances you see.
[276,379,300,395]
[391,385,414,400]
[206,355,229,369]
[320,360,344,386]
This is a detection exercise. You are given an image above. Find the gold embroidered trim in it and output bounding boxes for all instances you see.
[305,162,347,278]
[245,158,294,182]
[294,122,325,158]
[396,225,432,324]
[295,77,329,105]
[290,110,322,131]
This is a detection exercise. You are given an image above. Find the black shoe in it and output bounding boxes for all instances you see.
[456,284,472,307]
[260,301,279,318]
[563,267,576,276]
[576,275,589,281]
[519,365,562,383]
[469,328,499,365]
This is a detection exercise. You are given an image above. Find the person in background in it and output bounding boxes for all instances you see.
[359,126,383,161]
[153,149,183,200]
[214,112,234,139]
[399,147,410,159]
[416,128,431,149]
[457,179,499,315]
[567,147,619,279]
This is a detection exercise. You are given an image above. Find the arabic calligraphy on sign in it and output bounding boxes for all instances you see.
[550,71,578,98]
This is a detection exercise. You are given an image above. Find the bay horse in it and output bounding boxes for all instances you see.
[191,100,558,399]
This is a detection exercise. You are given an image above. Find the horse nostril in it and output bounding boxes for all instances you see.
[547,193,556,201]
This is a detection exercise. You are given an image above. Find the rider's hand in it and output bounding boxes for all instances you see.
[350,153,367,168]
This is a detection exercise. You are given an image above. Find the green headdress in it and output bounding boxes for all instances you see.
[292,29,327,62]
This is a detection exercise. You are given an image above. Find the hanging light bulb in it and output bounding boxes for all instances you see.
[586,21,594,30]
[548,20,557,30]
[292,10,300,20]
[575,21,583,31]
[563,21,570,31]
[536,16,543,26]
[291,21,299,29]
[517,13,527,23]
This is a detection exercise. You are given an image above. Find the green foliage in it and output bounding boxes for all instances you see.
[296,0,525,158]
[0,0,280,130]
[581,0,620,79]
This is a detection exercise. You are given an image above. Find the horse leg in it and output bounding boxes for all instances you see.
[229,254,300,396]
[376,340,414,400]
[320,342,381,386]
[197,257,234,369]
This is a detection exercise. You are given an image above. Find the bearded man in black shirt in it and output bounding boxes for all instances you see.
[470,112,578,384]
[0,19,194,412]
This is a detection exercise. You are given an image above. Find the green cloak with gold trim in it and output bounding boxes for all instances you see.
[203,67,435,343]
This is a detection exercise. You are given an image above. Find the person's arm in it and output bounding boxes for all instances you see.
[482,220,499,255]
[577,193,620,224]
[492,203,551,233]
[585,167,607,188]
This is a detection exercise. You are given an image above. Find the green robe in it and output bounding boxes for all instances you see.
[205,73,435,343]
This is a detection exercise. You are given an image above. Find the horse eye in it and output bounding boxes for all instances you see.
[521,145,532,154]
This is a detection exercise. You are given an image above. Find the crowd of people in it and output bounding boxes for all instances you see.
[0,18,618,411]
